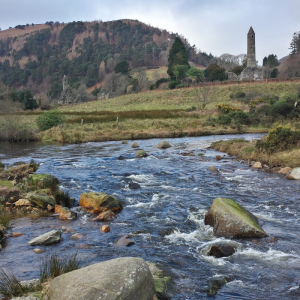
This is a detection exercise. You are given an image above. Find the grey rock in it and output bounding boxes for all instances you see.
[208,244,236,258]
[28,230,62,246]
[205,198,268,238]
[115,234,135,247]
[20,278,40,288]
[287,167,300,180]
[129,181,141,189]
[48,257,155,300]
[156,141,171,149]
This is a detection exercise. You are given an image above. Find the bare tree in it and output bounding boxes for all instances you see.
[135,68,148,92]
[195,83,213,109]
[217,53,246,71]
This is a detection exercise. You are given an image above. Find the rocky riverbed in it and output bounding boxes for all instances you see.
[1,133,300,299]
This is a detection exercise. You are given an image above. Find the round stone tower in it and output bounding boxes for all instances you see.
[247,27,256,67]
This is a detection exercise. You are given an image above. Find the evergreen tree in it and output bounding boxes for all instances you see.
[204,64,226,81]
[167,37,190,80]
[263,57,268,66]
[114,61,129,75]
[23,89,38,110]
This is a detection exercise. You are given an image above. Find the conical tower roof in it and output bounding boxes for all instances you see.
[248,26,255,34]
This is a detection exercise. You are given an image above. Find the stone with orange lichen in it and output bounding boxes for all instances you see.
[101,225,110,233]
[79,192,122,214]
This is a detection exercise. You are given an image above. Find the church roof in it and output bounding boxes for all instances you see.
[248,26,255,34]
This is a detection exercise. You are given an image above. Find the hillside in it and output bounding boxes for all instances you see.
[0,19,213,100]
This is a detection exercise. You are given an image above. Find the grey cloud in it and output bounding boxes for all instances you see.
[1,0,300,63]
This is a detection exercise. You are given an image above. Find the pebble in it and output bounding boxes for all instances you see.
[101,225,110,233]
[11,232,24,238]
[33,248,44,254]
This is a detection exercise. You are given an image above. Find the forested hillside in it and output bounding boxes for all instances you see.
[0,19,213,99]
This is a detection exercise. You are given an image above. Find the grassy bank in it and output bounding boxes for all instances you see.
[211,138,300,168]
[1,80,300,143]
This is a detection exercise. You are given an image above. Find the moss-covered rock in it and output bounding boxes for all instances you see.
[79,192,123,214]
[26,192,55,209]
[29,174,59,190]
[136,150,148,158]
[205,198,268,238]
[146,262,171,295]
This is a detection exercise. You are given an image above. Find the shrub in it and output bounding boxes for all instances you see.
[36,110,65,131]
[55,191,74,208]
[216,103,242,113]
[168,80,180,89]
[256,126,300,154]
[40,252,81,283]
[271,101,294,117]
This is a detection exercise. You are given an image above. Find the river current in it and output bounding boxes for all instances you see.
[1,133,300,300]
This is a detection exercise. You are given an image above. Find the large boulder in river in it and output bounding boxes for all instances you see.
[26,192,55,208]
[204,198,268,238]
[156,141,171,149]
[287,168,300,180]
[28,230,62,246]
[79,192,123,214]
[48,257,155,300]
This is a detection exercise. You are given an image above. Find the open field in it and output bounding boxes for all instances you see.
[1,80,300,143]
[60,80,300,113]
[0,24,49,40]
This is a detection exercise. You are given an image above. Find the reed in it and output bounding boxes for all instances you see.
[39,252,81,283]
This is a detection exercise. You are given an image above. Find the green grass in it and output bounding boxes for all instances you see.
[0,180,13,188]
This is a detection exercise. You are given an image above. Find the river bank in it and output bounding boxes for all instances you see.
[210,138,300,169]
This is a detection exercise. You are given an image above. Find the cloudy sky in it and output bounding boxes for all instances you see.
[1,0,299,64]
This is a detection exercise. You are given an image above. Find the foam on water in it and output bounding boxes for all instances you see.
[235,248,300,267]
[127,174,156,183]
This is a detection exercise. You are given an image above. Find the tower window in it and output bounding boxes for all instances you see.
[252,35,254,38]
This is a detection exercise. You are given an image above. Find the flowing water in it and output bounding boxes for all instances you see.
[1,134,300,300]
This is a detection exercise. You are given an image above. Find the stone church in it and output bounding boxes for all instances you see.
[58,75,85,105]
[227,27,263,81]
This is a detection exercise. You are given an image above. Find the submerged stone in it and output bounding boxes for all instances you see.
[205,198,268,238]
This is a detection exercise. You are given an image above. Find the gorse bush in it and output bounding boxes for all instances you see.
[36,110,65,131]
[256,126,300,154]
[216,103,242,113]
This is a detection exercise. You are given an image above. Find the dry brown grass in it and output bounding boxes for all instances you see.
[0,24,49,40]
[211,139,300,168]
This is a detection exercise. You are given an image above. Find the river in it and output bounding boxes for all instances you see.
[1,133,300,300]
